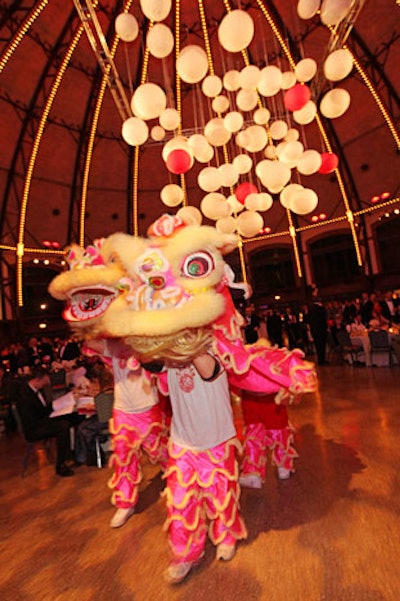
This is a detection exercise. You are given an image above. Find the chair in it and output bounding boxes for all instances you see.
[94,392,114,469]
[368,330,394,366]
[12,404,54,477]
[335,330,364,365]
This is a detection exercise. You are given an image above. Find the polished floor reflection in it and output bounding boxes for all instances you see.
[1,364,400,601]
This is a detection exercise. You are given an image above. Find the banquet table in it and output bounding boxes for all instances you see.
[350,330,399,367]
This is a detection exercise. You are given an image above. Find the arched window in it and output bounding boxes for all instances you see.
[249,246,296,296]
[309,234,361,288]
[375,216,400,275]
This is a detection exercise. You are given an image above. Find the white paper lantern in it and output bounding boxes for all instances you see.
[289,187,318,214]
[202,75,223,98]
[224,111,244,133]
[253,107,271,125]
[176,45,208,84]
[245,192,273,212]
[198,166,223,192]
[324,49,353,82]
[204,118,231,147]
[295,58,317,82]
[160,183,185,207]
[297,149,322,175]
[281,71,297,90]
[218,9,254,53]
[284,128,300,142]
[162,135,191,161]
[257,65,283,97]
[216,216,237,234]
[188,134,214,163]
[115,13,139,42]
[177,205,202,225]
[236,210,264,237]
[150,125,166,141]
[212,95,230,114]
[131,83,166,120]
[235,130,249,149]
[223,70,241,92]
[233,154,252,175]
[239,65,261,90]
[293,100,317,124]
[218,163,239,187]
[140,0,171,22]
[320,88,351,118]
[236,89,258,111]
[227,194,245,214]
[242,125,268,153]
[297,0,321,19]
[159,108,180,130]
[146,23,174,58]
[280,183,304,208]
[256,159,291,191]
[201,193,230,220]
[121,117,149,146]
[269,120,288,140]
[278,140,304,164]
[320,0,353,26]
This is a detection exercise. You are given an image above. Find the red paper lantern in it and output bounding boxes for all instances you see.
[283,84,311,111]
[235,182,258,204]
[318,152,338,174]
[166,149,192,174]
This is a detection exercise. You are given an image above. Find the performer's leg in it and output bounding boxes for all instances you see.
[139,405,169,471]
[240,422,268,488]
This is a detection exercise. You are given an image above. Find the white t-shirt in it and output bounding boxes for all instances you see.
[167,360,236,451]
[103,339,158,414]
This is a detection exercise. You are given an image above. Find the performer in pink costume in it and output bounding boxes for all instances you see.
[161,351,247,584]
[238,390,298,488]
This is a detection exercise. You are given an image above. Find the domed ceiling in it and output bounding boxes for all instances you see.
[0,0,399,308]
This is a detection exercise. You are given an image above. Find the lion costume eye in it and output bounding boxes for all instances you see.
[181,252,214,278]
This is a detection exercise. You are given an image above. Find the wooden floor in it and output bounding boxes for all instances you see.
[1,364,400,601]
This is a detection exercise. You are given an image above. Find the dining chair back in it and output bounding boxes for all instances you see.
[93,391,114,468]
[368,330,393,366]
[335,330,364,365]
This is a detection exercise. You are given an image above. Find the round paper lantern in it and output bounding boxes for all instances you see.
[284,128,300,142]
[281,71,297,89]
[235,130,250,149]
[320,0,353,25]
[218,163,239,187]
[284,83,311,111]
[160,183,185,207]
[121,117,149,146]
[204,118,231,146]
[223,70,241,92]
[256,159,291,191]
[202,75,223,98]
[242,125,268,153]
[236,89,258,112]
[293,100,317,124]
[233,154,252,175]
[166,149,192,174]
[218,9,254,53]
[236,210,264,237]
[188,134,214,163]
[297,149,322,175]
[201,193,230,220]
[269,120,288,140]
[131,83,166,120]
[115,13,139,42]
[278,140,304,165]
[295,58,317,82]
[212,95,230,114]
[198,166,223,192]
[280,183,304,209]
[239,65,261,90]
[140,0,171,22]
[320,88,351,119]
[289,188,318,215]
[257,65,283,97]
[235,182,258,204]
[245,192,273,212]
[264,145,277,159]
[177,205,202,225]
[323,48,353,82]
[146,23,174,58]
[159,108,180,130]
[216,216,237,234]
[150,125,166,141]
[318,152,338,173]
[227,194,245,214]
[176,45,208,84]
[297,0,321,19]
[224,111,244,133]
[253,107,271,125]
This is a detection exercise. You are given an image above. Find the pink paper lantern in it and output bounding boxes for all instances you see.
[166,149,192,174]
[318,152,339,174]
[235,182,258,204]
[283,84,311,111]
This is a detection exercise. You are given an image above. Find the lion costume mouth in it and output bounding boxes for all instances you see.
[63,286,118,322]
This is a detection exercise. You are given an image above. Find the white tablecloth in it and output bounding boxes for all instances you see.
[350,333,399,367]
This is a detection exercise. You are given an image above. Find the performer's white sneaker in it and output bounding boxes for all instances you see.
[164,554,204,584]
[110,506,135,528]
[216,543,236,561]
[277,467,294,480]
[239,474,262,489]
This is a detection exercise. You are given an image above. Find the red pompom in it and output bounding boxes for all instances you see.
[283,84,311,111]
[318,152,339,174]
[235,182,258,204]
[166,149,192,174]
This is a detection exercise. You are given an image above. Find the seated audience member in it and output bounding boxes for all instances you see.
[15,366,78,476]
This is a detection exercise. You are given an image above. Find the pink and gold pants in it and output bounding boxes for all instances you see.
[108,406,169,509]
[163,438,247,564]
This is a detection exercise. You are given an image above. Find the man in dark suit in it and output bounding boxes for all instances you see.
[15,366,75,477]
[307,297,329,366]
